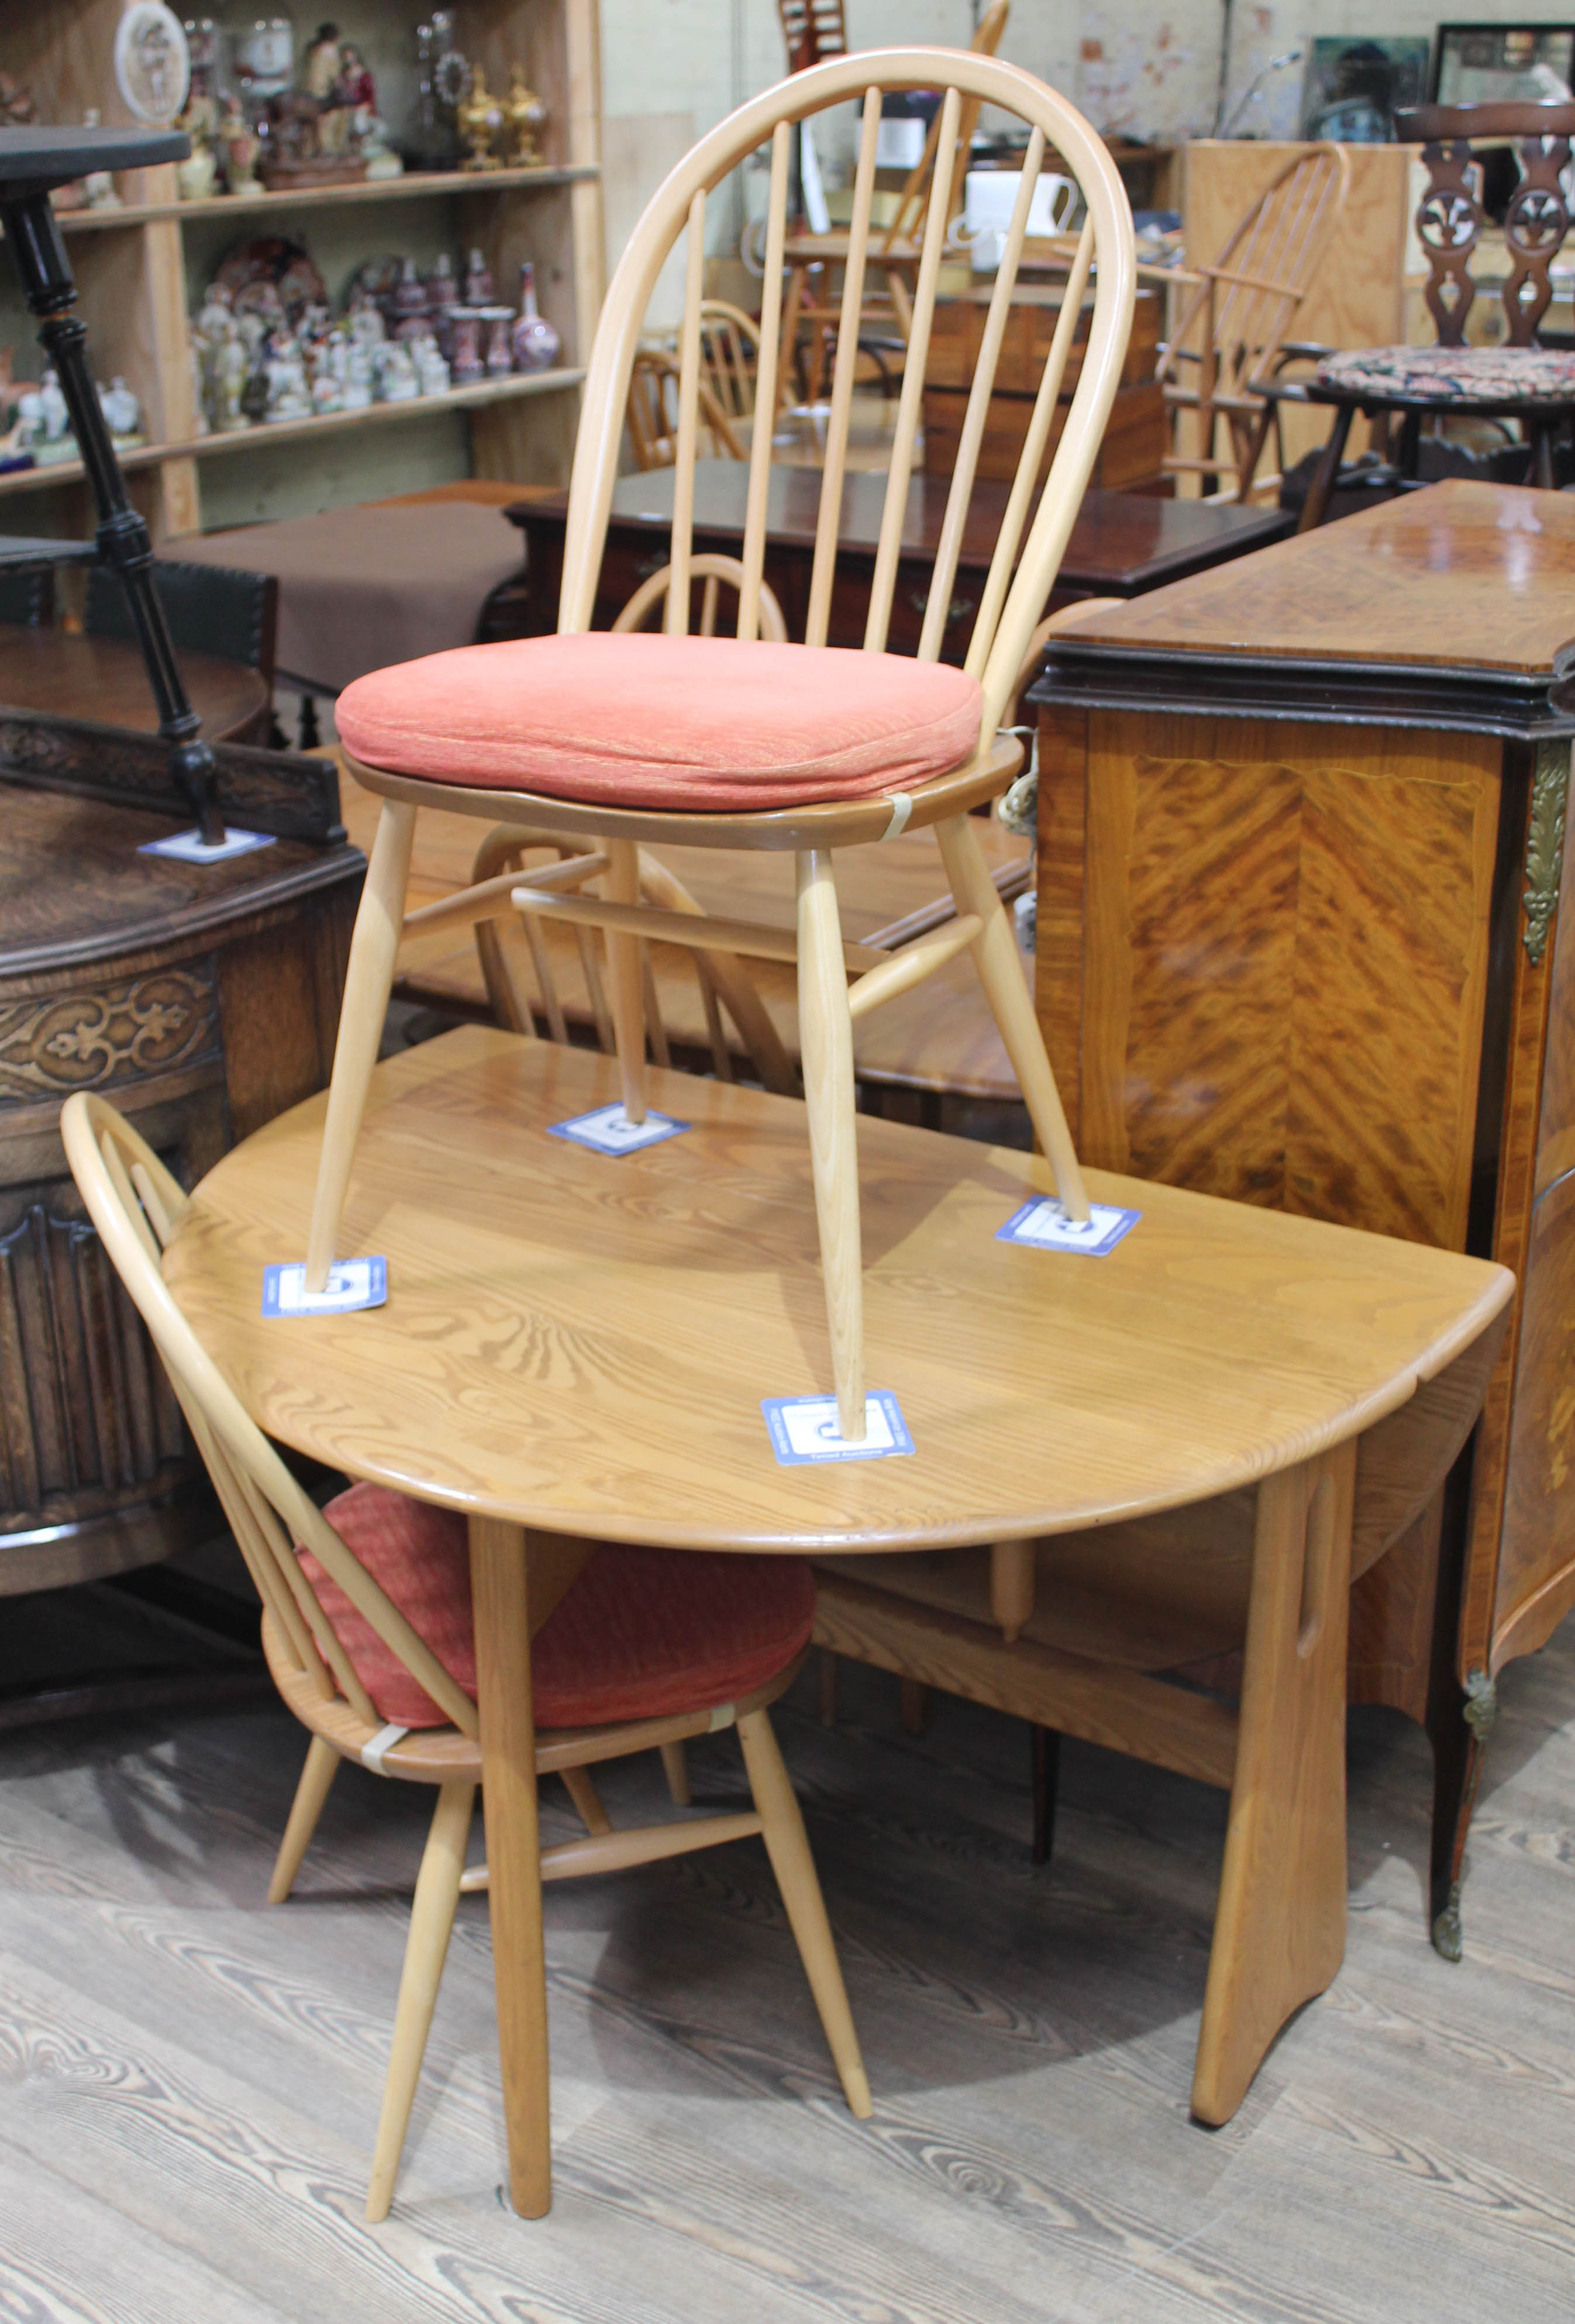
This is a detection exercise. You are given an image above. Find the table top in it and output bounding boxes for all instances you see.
[163,1026,1510,1555]
[1039,480,1575,677]
[0,627,268,744]
[506,465,1293,595]
[0,780,361,980]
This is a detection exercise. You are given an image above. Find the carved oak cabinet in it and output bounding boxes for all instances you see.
[0,724,362,1597]
[1032,480,1574,1953]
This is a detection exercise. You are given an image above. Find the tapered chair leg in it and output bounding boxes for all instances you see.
[561,1764,612,1835]
[795,848,866,1440]
[605,837,649,1125]
[934,812,1090,1223]
[660,1740,691,1806]
[736,1706,872,2118]
[366,1778,475,2223]
[306,798,417,1292]
[268,1733,340,1905]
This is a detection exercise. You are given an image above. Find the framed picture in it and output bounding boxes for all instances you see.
[1299,37,1432,142]
[1431,23,1575,105]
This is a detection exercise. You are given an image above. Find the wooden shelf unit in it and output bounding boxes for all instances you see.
[1,0,604,542]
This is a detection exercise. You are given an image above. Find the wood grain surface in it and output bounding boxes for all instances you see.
[1045,713,1501,1251]
[161,1026,1509,1553]
[0,628,267,743]
[1051,481,1575,675]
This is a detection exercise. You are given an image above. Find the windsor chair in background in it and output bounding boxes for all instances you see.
[63,1091,870,2224]
[1156,142,1349,504]
[314,49,1136,1442]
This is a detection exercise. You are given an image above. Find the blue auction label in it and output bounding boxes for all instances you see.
[547,1104,691,1156]
[761,1389,915,1466]
[262,1256,388,1317]
[995,1197,1140,1256]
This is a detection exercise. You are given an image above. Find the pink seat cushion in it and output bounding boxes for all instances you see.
[336,630,984,810]
[298,1481,816,1730]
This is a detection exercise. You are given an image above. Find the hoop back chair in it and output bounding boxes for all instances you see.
[318,50,1136,1442]
[62,1091,870,2221]
[1156,143,1349,503]
[626,345,745,469]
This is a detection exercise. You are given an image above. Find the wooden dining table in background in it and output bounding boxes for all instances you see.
[163,1023,1509,2214]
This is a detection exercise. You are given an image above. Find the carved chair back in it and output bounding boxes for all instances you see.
[59,1091,479,1747]
[1395,101,1575,347]
[563,49,1136,746]
[777,0,846,73]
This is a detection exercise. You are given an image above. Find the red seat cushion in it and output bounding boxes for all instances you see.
[335,630,984,811]
[298,1481,816,1731]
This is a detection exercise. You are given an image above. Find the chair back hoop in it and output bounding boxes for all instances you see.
[880,0,1011,256]
[58,1091,479,1742]
[561,49,1136,746]
[627,347,745,469]
[698,299,768,420]
[1395,101,1575,349]
[1157,143,1349,396]
[611,552,789,642]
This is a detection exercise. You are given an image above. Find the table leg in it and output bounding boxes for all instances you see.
[468,1513,552,2216]
[1297,402,1354,533]
[1191,1440,1356,2125]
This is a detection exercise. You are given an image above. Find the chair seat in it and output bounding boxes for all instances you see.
[298,1482,817,1729]
[335,630,984,810]
[1315,344,1575,405]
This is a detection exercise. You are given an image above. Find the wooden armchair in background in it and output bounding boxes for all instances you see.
[1156,142,1349,503]
[625,346,746,470]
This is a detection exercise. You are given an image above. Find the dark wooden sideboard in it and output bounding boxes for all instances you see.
[488,464,1291,658]
[0,718,363,1601]
[1031,479,1575,1956]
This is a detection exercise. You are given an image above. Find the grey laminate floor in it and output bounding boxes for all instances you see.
[3,1612,1572,2324]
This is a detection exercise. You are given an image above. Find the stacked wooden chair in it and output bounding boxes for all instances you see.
[306,49,1136,1444]
[1156,143,1349,503]
[63,1090,870,2222]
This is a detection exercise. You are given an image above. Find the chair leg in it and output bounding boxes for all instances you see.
[795,848,865,1441]
[561,1764,612,1835]
[366,1778,475,2224]
[306,798,416,1292]
[659,1739,691,1806]
[267,1733,340,1905]
[735,1707,872,2118]
[605,837,648,1125]
[934,813,1089,1222]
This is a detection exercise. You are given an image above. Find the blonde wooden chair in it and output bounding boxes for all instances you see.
[311,49,1136,1443]
[1157,143,1349,503]
[62,1089,870,2222]
[626,346,745,470]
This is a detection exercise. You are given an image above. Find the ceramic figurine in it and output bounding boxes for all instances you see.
[342,337,375,408]
[99,377,143,441]
[176,92,220,199]
[263,328,311,420]
[188,340,209,433]
[18,369,74,463]
[448,307,484,384]
[457,65,504,169]
[374,339,421,401]
[308,336,342,412]
[509,262,560,371]
[392,258,428,336]
[218,95,263,196]
[302,20,348,154]
[213,319,251,429]
[504,66,546,165]
[410,329,450,398]
[463,247,495,305]
[80,109,123,209]
[475,306,512,377]
[0,416,35,474]
[231,15,295,105]
[348,290,387,347]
